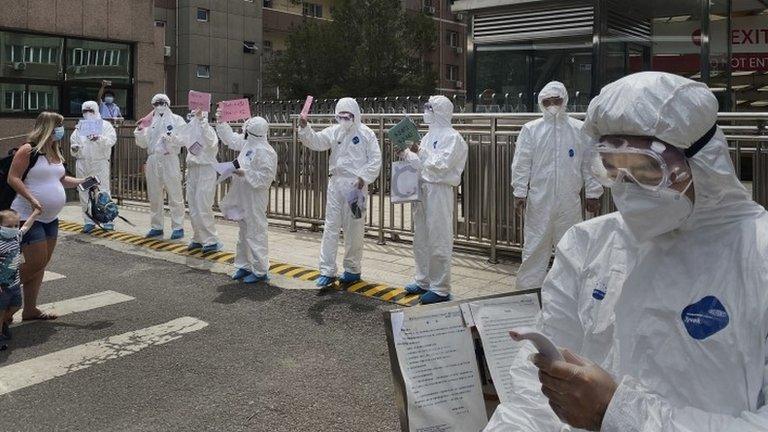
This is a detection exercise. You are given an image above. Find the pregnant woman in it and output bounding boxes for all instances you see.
[8,112,85,321]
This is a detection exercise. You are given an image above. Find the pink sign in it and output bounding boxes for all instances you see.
[188,90,212,111]
[137,110,154,129]
[217,98,251,123]
[300,95,314,120]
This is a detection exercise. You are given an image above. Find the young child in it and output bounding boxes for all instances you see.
[0,208,39,349]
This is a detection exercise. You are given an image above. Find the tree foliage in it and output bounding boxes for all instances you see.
[267,0,437,99]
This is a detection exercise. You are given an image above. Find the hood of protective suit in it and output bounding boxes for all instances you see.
[334,98,362,126]
[151,94,171,106]
[243,116,270,145]
[538,81,569,119]
[583,72,718,150]
[584,71,764,234]
[426,95,453,129]
[81,101,101,119]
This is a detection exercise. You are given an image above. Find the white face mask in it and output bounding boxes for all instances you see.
[611,181,693,242]
[546,105,562,116]
[423,110,435,125]
[338,118,354,130]
[154,104,169,115]
[104,96,115,104]
[83,112,96,120]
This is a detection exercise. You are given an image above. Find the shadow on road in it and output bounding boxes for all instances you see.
[0,320,115,364]
[212,281,282,305]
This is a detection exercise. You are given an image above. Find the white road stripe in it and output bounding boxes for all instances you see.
[12,291,135,325]
[0,316,208,396]
[42,271,66,282]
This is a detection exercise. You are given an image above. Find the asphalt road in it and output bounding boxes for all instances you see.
[0,233,401,432]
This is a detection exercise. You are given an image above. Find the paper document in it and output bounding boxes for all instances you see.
[387,117,420,152]
[215,161,237,181]
[390,161,420,203]
[392,306,487,432]
[187,141,203,156]
[78,119,103,136]
[217,99,251,123]
[469,294,540,404]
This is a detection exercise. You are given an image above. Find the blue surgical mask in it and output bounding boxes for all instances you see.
[104,96,115,104]
[0,227,20,240]
[53,126,65,141]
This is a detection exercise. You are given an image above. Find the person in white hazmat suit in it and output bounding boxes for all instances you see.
[133,94,187,240]
[400,95,467,305]
[175,109,221,253]
[216,115,277,284]
[511,81,603,290]
[70,100,117,233]
[484,71,768,432]
[298,98,382,287]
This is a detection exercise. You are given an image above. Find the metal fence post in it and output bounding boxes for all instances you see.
[378,116,386,245]
[290,116,298,232]
[488,117,499,264]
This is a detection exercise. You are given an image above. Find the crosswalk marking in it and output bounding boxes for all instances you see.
[0,317,208,396]
[42,271,66,283]
[12,291,134,325]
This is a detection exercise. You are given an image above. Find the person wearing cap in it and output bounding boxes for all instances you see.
[484,72,768,431]
[70,101,117,232]
[133,94,187,240]
[511,81,603,291]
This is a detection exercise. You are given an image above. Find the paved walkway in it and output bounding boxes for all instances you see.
[59,204,521,300]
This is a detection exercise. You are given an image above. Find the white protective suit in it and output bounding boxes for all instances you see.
[216,117,277,276]
[70,100,117,225]
[133,94,187,232]
[485,72,768,431]
[511,81,604,290]
[298,98,382,277]
[176,114,219,246]
[402,95,468,296]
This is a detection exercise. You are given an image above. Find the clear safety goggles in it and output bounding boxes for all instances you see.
[152,101,167,107]
[335,112,354,122]
[82,109,95,114]
[423,103,434,112]
[591,137,691,191]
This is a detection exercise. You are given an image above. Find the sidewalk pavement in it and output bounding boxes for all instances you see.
[59,204,521,300]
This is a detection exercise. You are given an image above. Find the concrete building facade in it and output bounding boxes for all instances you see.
[0,0,164,140]
[154,0,263,109]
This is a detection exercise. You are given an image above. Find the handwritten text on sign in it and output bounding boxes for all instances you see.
[217,99,251,122]
[188,90,212,111]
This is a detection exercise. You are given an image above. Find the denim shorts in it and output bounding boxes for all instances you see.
[21,219,59,246]
[0,284,21,309]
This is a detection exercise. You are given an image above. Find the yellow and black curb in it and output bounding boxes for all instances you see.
[58,220,421,307]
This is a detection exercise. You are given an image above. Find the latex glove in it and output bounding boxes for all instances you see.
[234,169,245,177]
[355,177,365,190]
[299,118,308,128]
[533,350,618,431]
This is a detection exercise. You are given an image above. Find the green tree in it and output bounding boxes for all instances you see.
[268,0,437,99]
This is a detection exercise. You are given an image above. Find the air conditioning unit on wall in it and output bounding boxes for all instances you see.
[455,80,463,89]
[12,62,26,71]
[164,46,172,57]
[423,5,435,15]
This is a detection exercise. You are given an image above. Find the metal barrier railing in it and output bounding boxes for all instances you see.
[58,112,768,262]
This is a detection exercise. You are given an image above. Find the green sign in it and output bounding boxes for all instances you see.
[388,117,421,152]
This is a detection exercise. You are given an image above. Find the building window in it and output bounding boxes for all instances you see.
[196,65,211,78]
[243,41,257,54]
[263,40,273,54]
[446,64,459,81]
[303,2,323,18]
[196,8,209,22]
[263,0,273,7]
[1,30,133,117]
[447,31,459,48]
